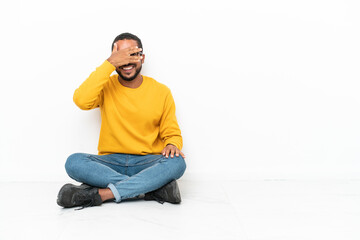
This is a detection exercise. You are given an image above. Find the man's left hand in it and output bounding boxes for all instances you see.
[162,144,186,158]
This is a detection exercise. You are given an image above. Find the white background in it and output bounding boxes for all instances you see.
[0,0,359,181]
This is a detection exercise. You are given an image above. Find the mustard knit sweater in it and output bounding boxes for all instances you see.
[73,60,182,155]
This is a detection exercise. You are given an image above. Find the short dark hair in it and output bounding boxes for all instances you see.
[111,33,143,51]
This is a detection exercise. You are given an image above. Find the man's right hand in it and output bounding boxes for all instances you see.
[107,43,143,68]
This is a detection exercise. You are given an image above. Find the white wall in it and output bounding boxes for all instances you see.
[0,0,359,181]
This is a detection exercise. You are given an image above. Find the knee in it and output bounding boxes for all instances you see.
[170,155,187,179]
[65,153,86,177]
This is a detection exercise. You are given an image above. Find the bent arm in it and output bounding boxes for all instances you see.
[73,60,115,110]
[159,91,183,150]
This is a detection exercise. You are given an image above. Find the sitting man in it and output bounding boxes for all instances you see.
[57,33,186,209]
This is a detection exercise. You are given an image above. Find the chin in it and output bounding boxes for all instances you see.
[119,73,138,81]
[123,76,136,81]
[117,67,142,81]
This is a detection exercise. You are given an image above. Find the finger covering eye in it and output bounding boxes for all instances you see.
[130,52,143,56]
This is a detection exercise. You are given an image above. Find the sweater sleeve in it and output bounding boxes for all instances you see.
[159,90,183,150]
[73,60,115,110]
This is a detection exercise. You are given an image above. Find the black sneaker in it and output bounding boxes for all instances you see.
[57,183,102,209]
[144,180,182,204]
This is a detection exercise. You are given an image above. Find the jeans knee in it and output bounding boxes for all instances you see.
[172,155,186,179]
[65,153,85,177]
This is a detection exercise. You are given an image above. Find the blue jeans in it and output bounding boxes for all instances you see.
[65,153,186,202]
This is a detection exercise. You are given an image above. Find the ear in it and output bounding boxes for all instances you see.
[141,54,145,64]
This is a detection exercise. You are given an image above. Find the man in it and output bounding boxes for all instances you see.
[57,33,186,209]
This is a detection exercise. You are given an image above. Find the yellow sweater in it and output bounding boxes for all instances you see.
[73,60,182,155]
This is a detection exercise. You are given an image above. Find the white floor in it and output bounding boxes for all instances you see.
[0,179,359,240]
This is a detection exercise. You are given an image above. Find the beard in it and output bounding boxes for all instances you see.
[116,64,142,82]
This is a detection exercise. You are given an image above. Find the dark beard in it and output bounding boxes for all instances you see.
[116,65,142,81]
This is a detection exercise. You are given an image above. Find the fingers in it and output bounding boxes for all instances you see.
[127,47,142,54]
[162,146,173,158]
[128,55,143,63]
[117,56,142,68]
[170,148,175,158]
[112,43,118,53]
[167,146,177,158]
[162,145,186,159]
[162,147,170,158]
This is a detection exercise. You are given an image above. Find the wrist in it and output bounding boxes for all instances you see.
[106,57,117,67]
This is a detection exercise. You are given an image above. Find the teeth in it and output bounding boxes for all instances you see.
[123,66,134,70]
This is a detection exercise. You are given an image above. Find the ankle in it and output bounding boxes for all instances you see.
[98,188,115,202]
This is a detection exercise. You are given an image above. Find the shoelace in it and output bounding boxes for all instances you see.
[75,199,96,210]
[74,189,96,210]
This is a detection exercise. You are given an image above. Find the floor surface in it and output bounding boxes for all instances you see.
[0,179,359,240]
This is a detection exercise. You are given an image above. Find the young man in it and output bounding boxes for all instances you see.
[57,33,186,209]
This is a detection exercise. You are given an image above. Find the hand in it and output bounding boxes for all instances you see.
[161,144,186,158]
[107,43,143,68]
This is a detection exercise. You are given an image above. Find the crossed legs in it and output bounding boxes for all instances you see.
[64,153,186,203]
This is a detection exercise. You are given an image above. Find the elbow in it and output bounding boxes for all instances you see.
[73,91,93,110]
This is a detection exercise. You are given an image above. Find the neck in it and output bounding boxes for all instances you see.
[118,75,143,89]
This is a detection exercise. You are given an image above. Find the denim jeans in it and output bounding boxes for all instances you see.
[65,153,186,202]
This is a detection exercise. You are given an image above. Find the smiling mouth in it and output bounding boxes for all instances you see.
[121,65,135,71]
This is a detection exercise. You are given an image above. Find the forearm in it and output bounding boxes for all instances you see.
[73,60,115,110]
[160,92,183,150]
